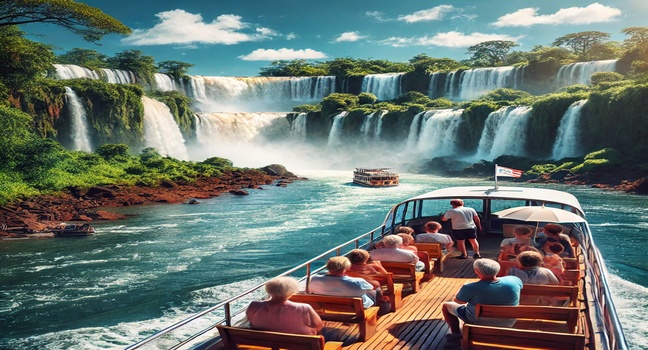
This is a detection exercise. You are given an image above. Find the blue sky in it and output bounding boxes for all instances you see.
[24,0,648,76]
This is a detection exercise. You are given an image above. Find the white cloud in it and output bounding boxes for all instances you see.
[398,5,454,23]
[286,32,297,40]
[122,9,277,45]
[380,31,520,48]
[239,48,328,61]
[493,3,622,27]
[366,11,389,22]
[335,31,368,43]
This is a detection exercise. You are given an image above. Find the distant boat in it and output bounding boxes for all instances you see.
[353,167,399,187]
[51,223,95,237]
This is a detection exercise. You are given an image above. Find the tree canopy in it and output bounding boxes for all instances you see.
[0,0,131,42]
[158,61,194,80]
[56,48,108,70]
[0,26,53,89]
[552,31,611,60]
[467,40,518,66]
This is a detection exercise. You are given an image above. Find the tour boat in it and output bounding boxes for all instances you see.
[353,168,399,187]
[127,185,628,350]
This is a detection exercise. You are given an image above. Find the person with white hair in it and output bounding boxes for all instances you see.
[246,276,323,335]
[370,235,425,271]
[441,259,523,343]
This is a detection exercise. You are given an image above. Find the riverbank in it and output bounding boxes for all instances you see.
[0,165,301,239]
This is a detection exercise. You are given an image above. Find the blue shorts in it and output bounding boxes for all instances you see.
[452,228,477,240]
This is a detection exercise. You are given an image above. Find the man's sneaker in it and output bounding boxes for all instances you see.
[473,253,482,259]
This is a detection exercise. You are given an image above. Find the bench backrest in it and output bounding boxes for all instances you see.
[462,324,585,350]
[346,272,395,295]
[520,284,579,307]
[289,294,365,321]
[216,325,326,350]
[475,304,580,333]
[380,261,417,277]
[413,243,443,259]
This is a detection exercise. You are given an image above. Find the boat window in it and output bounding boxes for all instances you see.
[490,199,528,213]
[419,199,448,218]
[461,199,484,215]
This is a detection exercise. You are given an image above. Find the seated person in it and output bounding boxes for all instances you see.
[415,221,454,253]
[347,249,388,275]
[371,235,425,271]
[394,225,415,235]
[534,223,575,258]
[442,259,523,343]
[397,233,418,252]
[542,242,566,283]
[309,256,380,309]
[508,251,560,305]
[498,225,534,261]
[246,276,324,335]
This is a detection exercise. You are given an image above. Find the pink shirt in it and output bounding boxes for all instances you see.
[246,300,319,335]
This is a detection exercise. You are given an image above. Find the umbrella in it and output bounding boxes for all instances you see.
[493,205,586,223]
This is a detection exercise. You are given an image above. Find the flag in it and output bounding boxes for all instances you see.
[495,165,523,178]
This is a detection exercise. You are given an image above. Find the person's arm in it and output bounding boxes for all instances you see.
[307,305,324,331]
[371,260,389,274]
[473,213,482,231]
[453,297,467,304]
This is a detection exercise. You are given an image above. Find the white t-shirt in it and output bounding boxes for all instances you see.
[443,207,478,230]
[415,233,453,244]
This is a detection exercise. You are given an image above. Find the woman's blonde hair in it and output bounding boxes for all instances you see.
[347,249,370,264]
[397,233,414,245]
[326,256,351,272]
[265,276,300,300]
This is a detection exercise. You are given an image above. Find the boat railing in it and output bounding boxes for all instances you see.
[125,225,386,350]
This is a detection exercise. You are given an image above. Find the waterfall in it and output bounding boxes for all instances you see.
[556,60,617,86]
[326,112,348,148]
[100,69,136,84]
[53,64,100,80]
[406,111,426,149]
[361,73,404,101]
[476,106,532,160]
[291,112,308,140]
[360,110,387,142]
[142,96,189,160]
[63,87,93,152]
[409,109,464,158]
[552,100,588,159]
[154,73,176,91]
[445,66,524,101]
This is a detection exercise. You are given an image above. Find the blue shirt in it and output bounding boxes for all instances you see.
[456,275,523,324]
[309,274,376,308]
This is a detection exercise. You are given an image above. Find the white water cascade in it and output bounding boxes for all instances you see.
[552,100,588,159]
[154,73,176,91]
[54,64,100,80]
[556,60,617,86]
[100,68,136,84]
[407,109,464,158]
[142,96,189,160]
[63,87,93,152]
[361,73,404,101]
[360,110,387,142]
[443,66,525,101]
[291,112,308,140]
[476,106,532,160]
[326,112,348,148]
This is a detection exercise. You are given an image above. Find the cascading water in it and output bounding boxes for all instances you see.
[63,87,93,152]
[445,66,524,101]
[407,109,464,158]
[142,96,189,160]
[154,73,176,91]
[53,64,100,80]
[291,113,308,140]
[361,73,404,101]
[326,112,348,148]
[552,100,588,159]
[100,68,136,84]
[556,60,617,86]
[360,110,387,142]
[475,106,532,160]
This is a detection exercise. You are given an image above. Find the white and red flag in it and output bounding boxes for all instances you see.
[495,165,523,178]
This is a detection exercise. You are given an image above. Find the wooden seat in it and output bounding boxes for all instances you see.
[346,272,403,312]
[462,324,586,350]
[475,304,581,334]
[289,294,379,342]
[380,261,425,293]
[413,242,450,272]
[562,269,583,288]
[216,325,343,350]
[520,284,580,307]
[415,250,434,281]
[562,258,580,270]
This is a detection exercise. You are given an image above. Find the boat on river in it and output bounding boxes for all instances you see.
[127,185,627,350]
[353,168,399,187]
[50,223,95,237]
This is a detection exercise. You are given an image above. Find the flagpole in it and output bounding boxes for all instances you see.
[494,164,499,189]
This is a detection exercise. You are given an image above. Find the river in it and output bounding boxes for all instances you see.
[1,171,646,349]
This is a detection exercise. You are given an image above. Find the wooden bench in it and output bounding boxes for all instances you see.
[346,272,403,312]
[216,325,343,350]
[562,257,580,270]
[475,304,581,334]
[520,284,580,307]
[415,251,434,281]
[289,294,379,342]
[380,261,425,293]
[562,269,583,288]
[413,242,450,273]
[462,324,586,350]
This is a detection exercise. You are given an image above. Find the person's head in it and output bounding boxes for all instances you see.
[450,199,464,208]
[543,223,563,235]
[394,226,415,235]
[424,221,442,233]
[265,276,300,301]
[473,259,500,279]
[326,256,351,274]
[516,251,544,268]
[397,233,414,245]
[517,245,541,254]
[382,235,403,248]
[346,249,370,264]
[513,225,533,238]
[543,241,564,255]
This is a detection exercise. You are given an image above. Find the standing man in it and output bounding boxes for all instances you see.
[442,199,482,259]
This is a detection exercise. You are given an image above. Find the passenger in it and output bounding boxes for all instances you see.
[347,249,388,275]
[397,233,418,253]
[534,224,575,258]
[542,241,566,283]
[509,251,559,305]
[442,199,482,259]
[309,256,381,309]
[394,225,415,235]
[415,221,455,253]
[498,225,534,261]
[442,259,523,343]
[370,235,425,271]
[246,276,324,335]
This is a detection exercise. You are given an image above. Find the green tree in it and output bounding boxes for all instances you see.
[622,27,648,49]
[96,143,130,161]
[552,31,610,59]
[0,0,131,42]
[526,45,576,64]
[409,54,462,73]
[0,26,53,89]
[467,40,518,66]
[323,58,358,77]
[57,48,108,69]
[158,61,194,80]
[106,50,157,81]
